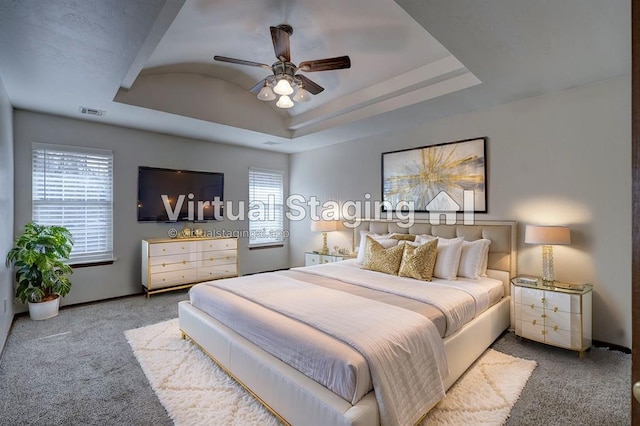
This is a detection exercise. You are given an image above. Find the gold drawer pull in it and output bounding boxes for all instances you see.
[530,304,535,309]
[541,330,547,335]
[210,257,214,261]
[182,260,186,264]
[225,256,230,260]
[541,314,547,318]
[553,325,559,331]
[181,246,185,250]
[541,297,546,303]
[324,260,329,264]
[162,278,166,281]
[162,248,166,252]
[162,263,166,267]
[532,319,537,325]
[181,275,185,278]
[553,307,559,313]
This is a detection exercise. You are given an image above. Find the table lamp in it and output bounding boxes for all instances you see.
[310,220,338,255]
[524,225,571,283]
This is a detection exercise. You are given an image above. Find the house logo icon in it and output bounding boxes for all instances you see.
[425,190,476,225]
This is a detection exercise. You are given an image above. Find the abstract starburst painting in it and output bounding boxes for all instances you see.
[382,138,487,212]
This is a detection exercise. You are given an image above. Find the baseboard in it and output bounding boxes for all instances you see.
[593,340,631,354]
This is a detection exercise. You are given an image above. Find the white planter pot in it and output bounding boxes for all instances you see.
[28,296,60,320]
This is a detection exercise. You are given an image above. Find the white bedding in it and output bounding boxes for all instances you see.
[297,261,503,337]
[209,272,446,426]
[188,263,505,424]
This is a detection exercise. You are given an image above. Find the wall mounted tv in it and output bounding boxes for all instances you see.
[137,166,224,222]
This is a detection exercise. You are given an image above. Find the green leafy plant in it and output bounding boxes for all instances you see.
[5,222,74,304]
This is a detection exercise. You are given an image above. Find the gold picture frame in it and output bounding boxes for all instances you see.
[381,137,487,213]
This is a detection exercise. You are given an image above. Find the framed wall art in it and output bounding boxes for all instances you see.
[381,137,487,213]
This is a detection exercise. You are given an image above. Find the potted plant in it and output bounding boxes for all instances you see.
[5,222,74,320]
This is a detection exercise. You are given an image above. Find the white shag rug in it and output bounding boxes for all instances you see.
[126,319,536,426]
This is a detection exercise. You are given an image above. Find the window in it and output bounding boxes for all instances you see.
[248,168,284,246]
[32,144,114,264]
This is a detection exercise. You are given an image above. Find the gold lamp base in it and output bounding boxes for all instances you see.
[319,232,329,254]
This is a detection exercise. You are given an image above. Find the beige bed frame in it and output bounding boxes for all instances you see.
[179,220,517,426]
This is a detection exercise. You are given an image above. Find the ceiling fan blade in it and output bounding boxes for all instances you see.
[249,78,268,94]
[298,56,351,72]
[270,26,291,62]
[214,55,272,70]
[295,75,324,95]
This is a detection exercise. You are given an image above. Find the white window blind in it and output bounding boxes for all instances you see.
[32,144,114,263]
[248,168,284,246]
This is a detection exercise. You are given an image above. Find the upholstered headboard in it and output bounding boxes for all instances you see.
[351,220,518,279]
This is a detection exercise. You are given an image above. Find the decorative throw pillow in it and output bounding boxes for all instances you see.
[398,239,438,281]
[458,239,492,279]
[479,239,492,277]
[389,233,416,242]
[363,236,404,275]
[433,237,464,280]
[356,231,396,264]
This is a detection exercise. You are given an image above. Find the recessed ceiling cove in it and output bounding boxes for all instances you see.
[114,0,480,141]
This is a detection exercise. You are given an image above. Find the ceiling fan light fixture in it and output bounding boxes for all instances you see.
[276,95,294,109]
[257,83,276,101]
[273,77,294,95]
[293,87,311,103]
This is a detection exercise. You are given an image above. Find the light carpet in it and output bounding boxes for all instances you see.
[126,319,536,426]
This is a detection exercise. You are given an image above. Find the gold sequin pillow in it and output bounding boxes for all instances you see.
[389,233,416,242]
[363,236,404,275]
[398,239,439,281]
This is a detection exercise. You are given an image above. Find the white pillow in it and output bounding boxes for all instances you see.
[458,239,491,279]
[433,237,464,280]
[479,239,492,277]
[415,234,436,244]
[356,231,396,264]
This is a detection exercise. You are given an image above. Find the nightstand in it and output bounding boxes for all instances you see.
[304,252,353,266]
[511,277,592,354]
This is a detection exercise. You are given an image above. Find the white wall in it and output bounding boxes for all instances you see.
[289,76,631,348]
[13,111,289,310]
[0,76,14,353]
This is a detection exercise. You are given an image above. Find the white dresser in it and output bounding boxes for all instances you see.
[512,277,592,354]
[142,237,238,296]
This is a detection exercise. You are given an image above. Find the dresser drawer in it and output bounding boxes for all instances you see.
[543,291,581,314]
[520,287,545,308]
[149,260,197,274]
[148,269,198,289]
[545,310,582,333]
[198,249,237,266]
[544,326,581,350]
[197,238,237,252]
[520,320,546,343]
[149,241,196,257]
[197,265,237,280]
[520,305,544,327]
[148,252,195,266]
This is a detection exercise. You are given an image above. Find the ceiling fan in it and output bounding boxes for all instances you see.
[214,24,351,109]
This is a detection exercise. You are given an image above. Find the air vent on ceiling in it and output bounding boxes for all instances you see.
[263,141,282,145]
[79,106,106,117]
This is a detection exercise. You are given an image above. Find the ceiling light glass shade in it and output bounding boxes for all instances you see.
[273,78,294,95]
[293,87,311,102]
[276,95,294,109]
[257,84,276,101]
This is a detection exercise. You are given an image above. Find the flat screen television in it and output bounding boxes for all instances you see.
[137,166,224,222]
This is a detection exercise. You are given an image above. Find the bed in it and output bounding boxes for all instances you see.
[178,220,517,425]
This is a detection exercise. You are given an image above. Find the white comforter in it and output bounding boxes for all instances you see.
[212,273,447,426]
[297,262,489,336]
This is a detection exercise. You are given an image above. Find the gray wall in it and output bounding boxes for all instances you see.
[289,76,631,348]
[0,76,14,353]
[13,111,289,310]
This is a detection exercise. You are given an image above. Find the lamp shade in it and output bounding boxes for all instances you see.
[524,225,571,245]
[276,95,294,109]
[310,220,338,233]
